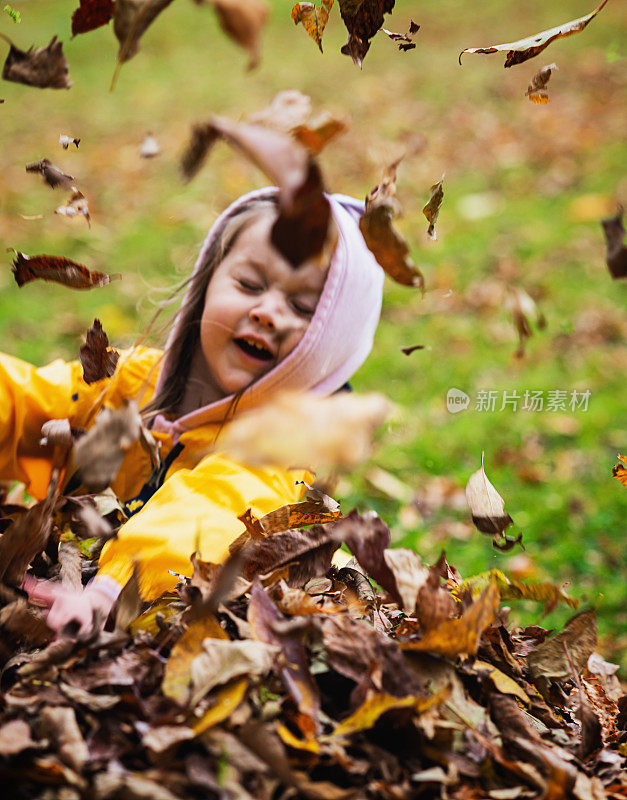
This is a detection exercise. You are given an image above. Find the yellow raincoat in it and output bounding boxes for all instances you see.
[0,347,309,600]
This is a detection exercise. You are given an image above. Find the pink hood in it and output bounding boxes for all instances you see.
[152,187,384,436]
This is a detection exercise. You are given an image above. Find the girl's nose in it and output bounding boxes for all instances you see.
[250,306,276,331]
[250,295,285,331]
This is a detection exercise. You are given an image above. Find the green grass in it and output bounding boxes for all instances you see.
[0,0,625,667]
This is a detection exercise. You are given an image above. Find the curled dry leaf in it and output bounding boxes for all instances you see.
[422,175,444,240]
[40,706,89,772]
[25,158,75,190]
[55,189,90,227]
[339,0,395,68]
[291,0,333,53]
[382,548,429,613]
[359,159,424,288]
[466,454,517,549]
[209,0,269,70]
[400,344,424,355]
[218,390,389,471]
[10,252,116,290]
[382,19,419,51]
[140,132,160,158]
[249,89,313,131]
[71,0,115,35]
[40,418,73,448]
[59,541,82,591]
[601,206,627,280]
[459,0,608,68]
[526,63,557,104]
[527,610,598,685]
[1,34,72,89]
[0,497,54,586]
[0,720,38,757]
[113,0,175,64]
[59,134,80,150]
[331,688,448,738]
[73,401,142,492]
[181,115,332,268]
[80,319,120,384]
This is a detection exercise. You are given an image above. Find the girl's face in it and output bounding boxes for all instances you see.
[199,211,328,396]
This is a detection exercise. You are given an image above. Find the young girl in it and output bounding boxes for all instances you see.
[5,187,384,633]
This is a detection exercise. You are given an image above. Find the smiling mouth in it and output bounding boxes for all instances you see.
[233,337,274,362]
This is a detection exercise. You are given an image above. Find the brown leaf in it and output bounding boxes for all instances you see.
[601,206,627,280]
[40,706,89,772]
[25,158,75,189]
[59,134,81,149]
[10,251,116,290]
[1,35,72,89]
[40,418,74,448]
[0,720,38,756]
[359,160,424,288]
[459,0,609,68]
[71,0,115,35]
[400,344,424,355]
[55,188,91,227]
[505,286,545,359]
[415,562,456,633]
[382,19,419,51]
[527,609,598,685]
[210,0,269,69]
[113,0,175,64]
[0,497,54,586]
[258,485,341,535]
[73,401,141,492]
[59,541,82,591]
[292,0,334,53]
[114,564,142,630]
[382,548,429,612]
[80,319,120,384]
[293,113,348,154]
[465,454,516,548]
[422,175,444,240]
[0,598,53,645]
[400,580,500,659]
[181,116,332,268]
[339,0,395,67]
[526,63,558,104]
[142,725,195,759]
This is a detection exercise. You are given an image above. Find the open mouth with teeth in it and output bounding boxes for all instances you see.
[233,337,274,362]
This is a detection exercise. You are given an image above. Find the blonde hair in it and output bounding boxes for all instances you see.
[141,195,279,423]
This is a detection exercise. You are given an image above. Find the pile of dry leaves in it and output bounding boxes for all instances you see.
[0,484,625,799]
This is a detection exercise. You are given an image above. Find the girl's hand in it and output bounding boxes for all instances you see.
[22,576,114,636]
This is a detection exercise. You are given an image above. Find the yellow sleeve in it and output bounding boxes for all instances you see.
[96,453,311,601]
[0,348,161,499]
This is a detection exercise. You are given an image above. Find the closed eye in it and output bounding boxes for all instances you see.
[291,300,315,317]
[237,278,263,292]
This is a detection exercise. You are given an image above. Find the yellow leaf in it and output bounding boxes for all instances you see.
[291,0,333,52]
[612,454,627,487]
[401,581,499,659]
[329,688,449,738]
[162,614,227,705]
[453,569,578,611]
[191,677,248,735]
[276,723,320,752]
[129,595,178,637]
[472,660,530,704]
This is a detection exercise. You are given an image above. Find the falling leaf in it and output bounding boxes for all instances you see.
[55,189,90,227]
[466,454,517,549]
[1,34,72,88]
[612,453,627,486]
[249,90,313,131]
[257,486,341,535]
[400,580,500,659]
[209,0,269,69]
[3,4,21,24]
[71,0,115,35]
[359,159,424,288]
[339,0,395,68]
[59,541,82,591]
[114,565,142,630]
[526,63,557,104]
[0,497,54,586]
[140,131,160,158]
[59,134,80,149]
[181,115,332,268]
[73,401,141,492]
[25,158,75,190]
[454,568,578,613]
[505,286,545,359]
[291,0,333,52]
[292,112,348,154]
[331,688,449,737]
[459,0,609,68]
[400,344,424,355]
[527,610,597,684]
[10,251,116,290]
[382,19,419,51]
[113,0,175,66]
[218,391,389,471]
[40,418,74,448]
[80,319,120,384]
[422,175,444,240]
[601,206,627,280]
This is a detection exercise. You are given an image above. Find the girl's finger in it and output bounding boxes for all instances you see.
[22,575,62,605]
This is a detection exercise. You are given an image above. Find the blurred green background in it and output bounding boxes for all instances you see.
[0,0,625,667]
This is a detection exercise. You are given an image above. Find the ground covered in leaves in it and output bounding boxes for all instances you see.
[1,490,626,799]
